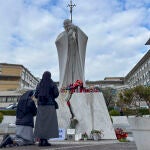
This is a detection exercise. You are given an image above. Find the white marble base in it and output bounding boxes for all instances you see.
[2,116,16,124]
[128,117,150,150]
[56,92,116,139]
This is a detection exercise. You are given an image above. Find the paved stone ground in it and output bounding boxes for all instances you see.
[0,140,137,150]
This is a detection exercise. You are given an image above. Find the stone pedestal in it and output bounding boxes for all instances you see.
[56,92,116,139]
[128,117,150,150]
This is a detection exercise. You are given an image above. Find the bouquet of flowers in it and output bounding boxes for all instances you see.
[60,80,100,93]
[115,128,128,140]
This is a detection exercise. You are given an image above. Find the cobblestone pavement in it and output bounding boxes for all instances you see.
[0,140,137,150]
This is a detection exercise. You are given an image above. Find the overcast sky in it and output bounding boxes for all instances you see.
[0,0,150,81]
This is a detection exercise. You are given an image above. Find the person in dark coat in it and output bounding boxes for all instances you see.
[120,108,124,116]
[0,90,37,148]
[34,71,59,147]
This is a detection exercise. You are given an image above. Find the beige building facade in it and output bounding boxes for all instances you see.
[0,63,39,91]
[0,63,39,103]
[86,77,124,89]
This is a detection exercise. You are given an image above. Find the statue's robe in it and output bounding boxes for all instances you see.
[55,27,88,88]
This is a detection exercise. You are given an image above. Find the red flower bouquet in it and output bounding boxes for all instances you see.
[115,128,128,140]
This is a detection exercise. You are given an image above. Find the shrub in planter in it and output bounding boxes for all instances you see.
[90,129,104,140]
[82,132,88,140]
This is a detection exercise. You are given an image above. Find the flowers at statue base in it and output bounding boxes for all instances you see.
[67,101,71,106]
[66,80,83,93]
[60,80,100,93]
[115,128,128,140]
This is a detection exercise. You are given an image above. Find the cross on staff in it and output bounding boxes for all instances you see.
[67,0,76,22]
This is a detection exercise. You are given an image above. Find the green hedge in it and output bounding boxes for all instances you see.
[109,110,120,116]
[124,108,150,116]
[108,107,114,111]
[0,110,16,116]
[0,112,3,123]
[139,108,150,115]
[109,108,150,116]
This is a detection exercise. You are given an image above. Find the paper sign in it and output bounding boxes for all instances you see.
[67,129,75,134]
[50,128,66,140]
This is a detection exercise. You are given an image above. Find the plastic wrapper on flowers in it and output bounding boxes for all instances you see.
[115,128,128,140]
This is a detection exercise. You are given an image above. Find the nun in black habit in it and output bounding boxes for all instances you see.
[34,71,59,147]
[0,90,37,148]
